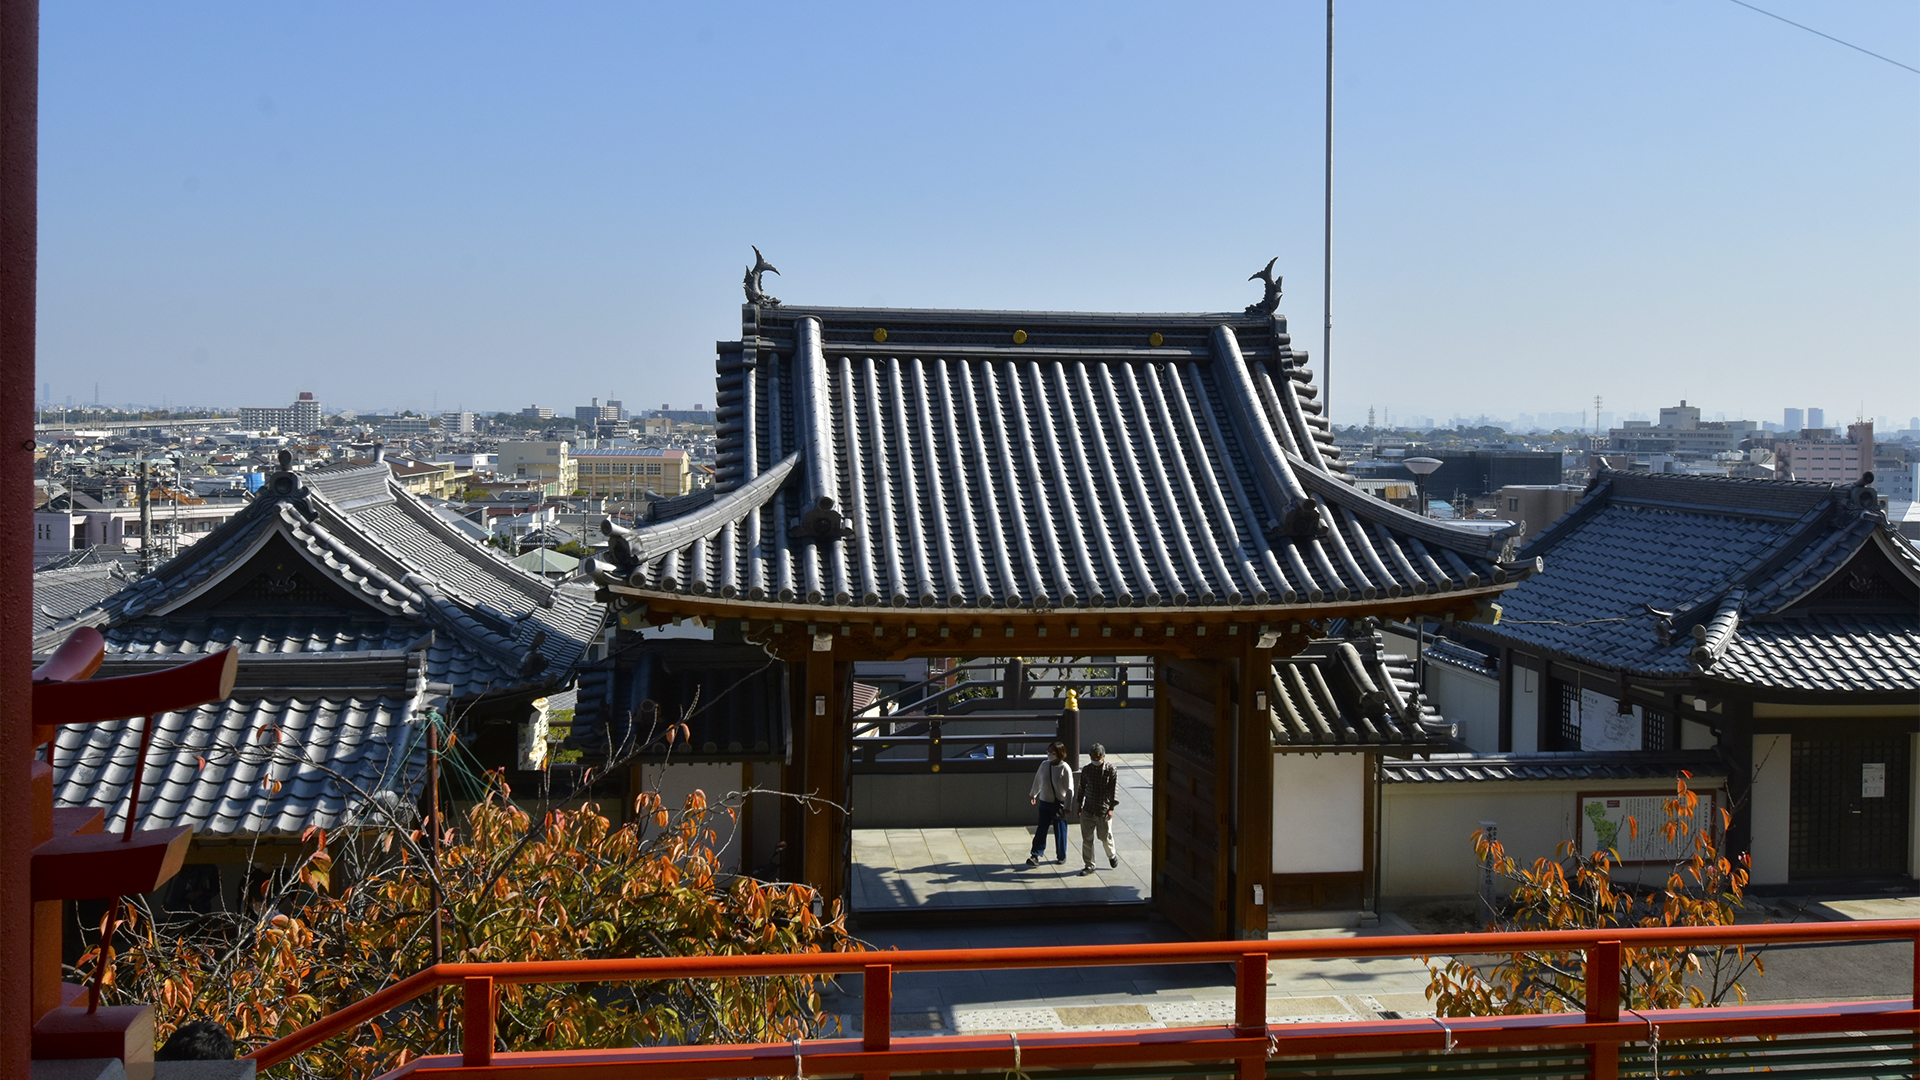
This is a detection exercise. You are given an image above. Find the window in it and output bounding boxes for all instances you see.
[1508,498,1520,512]
[1641,708,1672,751]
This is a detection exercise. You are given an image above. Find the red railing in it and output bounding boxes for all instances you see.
[249,920,1920,1079]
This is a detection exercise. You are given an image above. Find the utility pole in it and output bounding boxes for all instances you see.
[137,460,152,577]
[1322,0,1334,422]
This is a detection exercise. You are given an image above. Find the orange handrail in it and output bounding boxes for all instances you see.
[248,919,1920,1076]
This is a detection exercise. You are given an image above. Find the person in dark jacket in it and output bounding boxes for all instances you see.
[1026,741,1075,866]
[1076,743,1120,874]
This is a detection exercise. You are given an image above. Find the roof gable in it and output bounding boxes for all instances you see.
[1475,469,1918,692]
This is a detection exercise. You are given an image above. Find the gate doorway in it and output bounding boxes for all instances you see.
[1789,735,1911,879]
[845,657,1156,918]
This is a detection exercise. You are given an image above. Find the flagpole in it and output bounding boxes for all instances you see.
[1322,0,1334,422]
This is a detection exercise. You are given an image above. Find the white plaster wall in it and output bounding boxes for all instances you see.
[635,761,748,872]
[1272,753,1365,874]
[1681,719,1716,751]
[1748,734,1791,886]
[1512,667,1541,754]
[1379,777,1729,899]
[1428,664,1499,751]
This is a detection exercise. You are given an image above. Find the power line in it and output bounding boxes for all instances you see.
[1722,0,1920,76]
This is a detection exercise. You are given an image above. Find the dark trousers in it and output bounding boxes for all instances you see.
[1030,800,1068,860]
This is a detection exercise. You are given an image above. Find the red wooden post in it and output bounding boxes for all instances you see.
[1586,940,1621,1080]
[462,975,494,1067]
[1236,952,1267,1079]
[862,962,891,1080]
[1,2,39,1073]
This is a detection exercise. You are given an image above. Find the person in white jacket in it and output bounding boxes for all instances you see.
[1025,741,1075,866]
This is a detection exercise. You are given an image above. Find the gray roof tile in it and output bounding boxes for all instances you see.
[1471,471,1918,694]
[600,307,1532,612]
[49,696,424,836]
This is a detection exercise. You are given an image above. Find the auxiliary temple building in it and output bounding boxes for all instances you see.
[589,267,1540,938]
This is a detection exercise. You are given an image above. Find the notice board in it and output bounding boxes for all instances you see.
[1577,790,1719,864]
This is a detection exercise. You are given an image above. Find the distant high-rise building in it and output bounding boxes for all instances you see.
[1807,407,1825,429]
[442,411,477,436]
[519,405,554,420]
[1778,421,1872,484]
[575,397,619,424]
[239,391,323,433]
[1783,408,1803,432]
[1609,400,1756,456]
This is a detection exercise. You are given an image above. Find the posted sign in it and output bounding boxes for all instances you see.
[1578,790,1718,864]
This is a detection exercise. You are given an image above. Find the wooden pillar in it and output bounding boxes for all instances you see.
[1235,640,1275,939]
[801,647,848,908]
[1,0,37,1070]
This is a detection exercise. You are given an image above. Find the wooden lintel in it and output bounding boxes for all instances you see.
[607,586,1510,644]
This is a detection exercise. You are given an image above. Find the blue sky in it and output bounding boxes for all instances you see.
[35,2,1919,427]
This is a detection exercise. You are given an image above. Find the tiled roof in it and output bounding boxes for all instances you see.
[1423,636,1498,679]
[1383,752,1726,784]
[49,695,425,836]
[1470,471,1919,694]
[33,563,130,632]
[37,462,610,835]
[57,462,605,692]
[1270,630,1456,751]
[595,306,1536,613]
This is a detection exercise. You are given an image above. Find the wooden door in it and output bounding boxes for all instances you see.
[1789,736,1910,879]
[1155,658,1233,939]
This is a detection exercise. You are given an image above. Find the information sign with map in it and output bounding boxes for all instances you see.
[1578,790,1718,864]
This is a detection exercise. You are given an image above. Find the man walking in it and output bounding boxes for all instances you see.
[1077,743,1119,875]
[1026,741,1074,867]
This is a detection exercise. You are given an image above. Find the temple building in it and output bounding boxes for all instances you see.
[582,264,1538,938]
[35,456,605,904]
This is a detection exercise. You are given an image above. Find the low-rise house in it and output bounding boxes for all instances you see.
[1436,469,1919,887]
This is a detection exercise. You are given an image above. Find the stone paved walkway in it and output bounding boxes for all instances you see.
[850,752,1155,912]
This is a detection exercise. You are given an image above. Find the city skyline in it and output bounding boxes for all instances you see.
[33,2,1919,423]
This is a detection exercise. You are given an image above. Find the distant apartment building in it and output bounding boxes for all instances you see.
[238,391,323,433]
[497,440,577,493]
[382,416,434,438]
[34,499,251,566]
[573,446,693,499]
[1778,421,1873,484]
[519,405,555,420]
[1607,400,1756,456]
[441,411,477,436]
[575,398,623,424]
[648,404,715,425]
[1783,407,1804,432]
[1807,407,1826,429]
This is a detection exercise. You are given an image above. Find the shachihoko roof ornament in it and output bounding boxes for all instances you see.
[1246,257,1283,316]
[743,245,781,308]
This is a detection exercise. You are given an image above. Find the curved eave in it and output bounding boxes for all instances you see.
[616,452,802,562]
